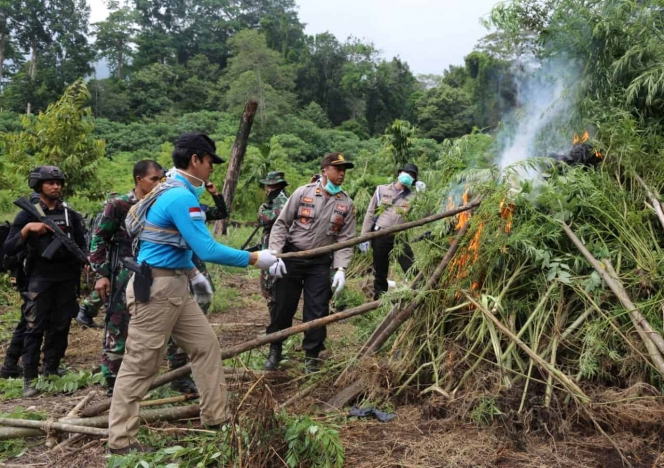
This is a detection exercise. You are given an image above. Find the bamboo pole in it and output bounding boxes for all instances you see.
[0,427,43,440]
[139,394,197,408]
[463,291,590,403]
[80,300,382,418]
[278,200,481,260]
[562,222,664,376]
[0,418,109,437]
[62,404,201,428]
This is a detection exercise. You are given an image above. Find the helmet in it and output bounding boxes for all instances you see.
[259,171,288,186]
[28,166,66,190]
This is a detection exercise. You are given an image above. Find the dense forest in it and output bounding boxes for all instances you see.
[0,0,518,218]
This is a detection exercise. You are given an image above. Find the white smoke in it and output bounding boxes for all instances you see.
[497,58,581,173]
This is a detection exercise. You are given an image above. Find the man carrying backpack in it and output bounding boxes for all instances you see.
[107,132,278,455]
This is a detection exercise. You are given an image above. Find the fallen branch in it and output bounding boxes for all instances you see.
[67,391,96,419]
[278,200,481,260]
[80,300,382,418]
[562,222,664,376]
[49,433,85,453]
[139,394,198,408]
[0,418,109,437]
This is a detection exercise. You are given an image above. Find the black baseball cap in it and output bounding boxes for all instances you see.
[174,132,224,164]
[321,152,354,169]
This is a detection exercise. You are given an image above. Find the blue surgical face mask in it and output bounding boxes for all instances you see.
[398,172,414,187]
[324,179,343,195]
[176,169,207,199]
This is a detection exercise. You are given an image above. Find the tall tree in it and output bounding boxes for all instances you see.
[92,0,138,79]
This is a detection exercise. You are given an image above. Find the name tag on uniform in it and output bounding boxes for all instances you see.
[189,207,205,221]
[303,197,313,203]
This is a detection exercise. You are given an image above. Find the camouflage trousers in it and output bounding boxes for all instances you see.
[260,270,277,309]
[82,290,103,318]
[101,268,189,378]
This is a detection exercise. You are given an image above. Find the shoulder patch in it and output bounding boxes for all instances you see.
[189,206,205,221]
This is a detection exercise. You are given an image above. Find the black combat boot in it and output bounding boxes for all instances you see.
[304,351,322,374]
[0,359,23,379]
[75,305,102,329]
[23,374,39,398]
[263,343,282,371]
[105,376,115,397]
[43,361,67,377]
[171,376,198,394]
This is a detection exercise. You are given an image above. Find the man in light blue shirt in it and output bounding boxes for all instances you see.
[108,132,278,454]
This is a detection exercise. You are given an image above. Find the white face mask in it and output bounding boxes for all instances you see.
[174,168,206,187]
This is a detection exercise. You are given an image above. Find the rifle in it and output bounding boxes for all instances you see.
[240,225,261,250]
[14,197,89,265]
[104,243,121,319]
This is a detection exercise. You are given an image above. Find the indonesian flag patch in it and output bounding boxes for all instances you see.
[189,206,205,221]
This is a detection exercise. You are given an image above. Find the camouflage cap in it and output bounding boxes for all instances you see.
[259,171,288,186]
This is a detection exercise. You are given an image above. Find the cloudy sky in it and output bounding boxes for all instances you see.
[88,0,499,75]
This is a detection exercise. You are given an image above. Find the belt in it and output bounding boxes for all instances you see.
[151,268,187,277]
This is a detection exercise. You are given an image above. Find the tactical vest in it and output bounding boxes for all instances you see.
[125,178,189,250]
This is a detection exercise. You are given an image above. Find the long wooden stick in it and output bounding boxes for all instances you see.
[278,201,481,259]
[324,223,470,410]
[562,222,664,376]
[66,390,96,419]
[0,418,109,437]
[80,300,382,418]
[62,404,201,428]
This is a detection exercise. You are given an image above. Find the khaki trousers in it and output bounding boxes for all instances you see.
[108,271,227,449]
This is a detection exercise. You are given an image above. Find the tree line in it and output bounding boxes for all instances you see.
[0,0,516,142]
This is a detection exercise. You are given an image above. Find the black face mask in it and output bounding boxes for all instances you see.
[266,188,282,202]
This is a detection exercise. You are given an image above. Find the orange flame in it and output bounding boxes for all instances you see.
[499,198,515,233]
[572,130,589,145]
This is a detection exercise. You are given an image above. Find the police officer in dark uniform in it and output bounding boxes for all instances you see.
[3,166,87,397]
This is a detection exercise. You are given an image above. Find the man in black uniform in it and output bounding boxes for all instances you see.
[3,166,87,397]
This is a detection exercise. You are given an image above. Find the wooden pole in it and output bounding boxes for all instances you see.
[562,222,664,376]
[0,418,109,437]
[278,200,481,260]
[79,300,382,418]
[214,100,259,236]
[66,390,96,419]
[62,404,201,429]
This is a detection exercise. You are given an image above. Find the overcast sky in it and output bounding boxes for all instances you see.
[88,0,499,75]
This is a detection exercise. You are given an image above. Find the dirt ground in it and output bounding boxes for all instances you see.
[0,273,663,467]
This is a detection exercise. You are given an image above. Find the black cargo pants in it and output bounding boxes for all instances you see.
[267,253,332,355]
[372,235,415,300]
[22,278,78,378]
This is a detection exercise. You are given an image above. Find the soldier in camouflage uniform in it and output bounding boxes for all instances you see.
[257,172,289,310]
[164,180,228,370]
[88,161,192,396]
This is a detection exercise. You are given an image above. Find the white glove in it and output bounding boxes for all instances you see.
[415,181,426,193]
[190,270,213,305]
[358,241,370,254]
[268,258,287,278]
[331,269,345,295]
[255,249,278,270]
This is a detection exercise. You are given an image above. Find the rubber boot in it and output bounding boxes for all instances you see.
[43,361,67,377]
[263,343,282,371]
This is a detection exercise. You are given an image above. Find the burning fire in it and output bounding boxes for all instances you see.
[572,130,589,145]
